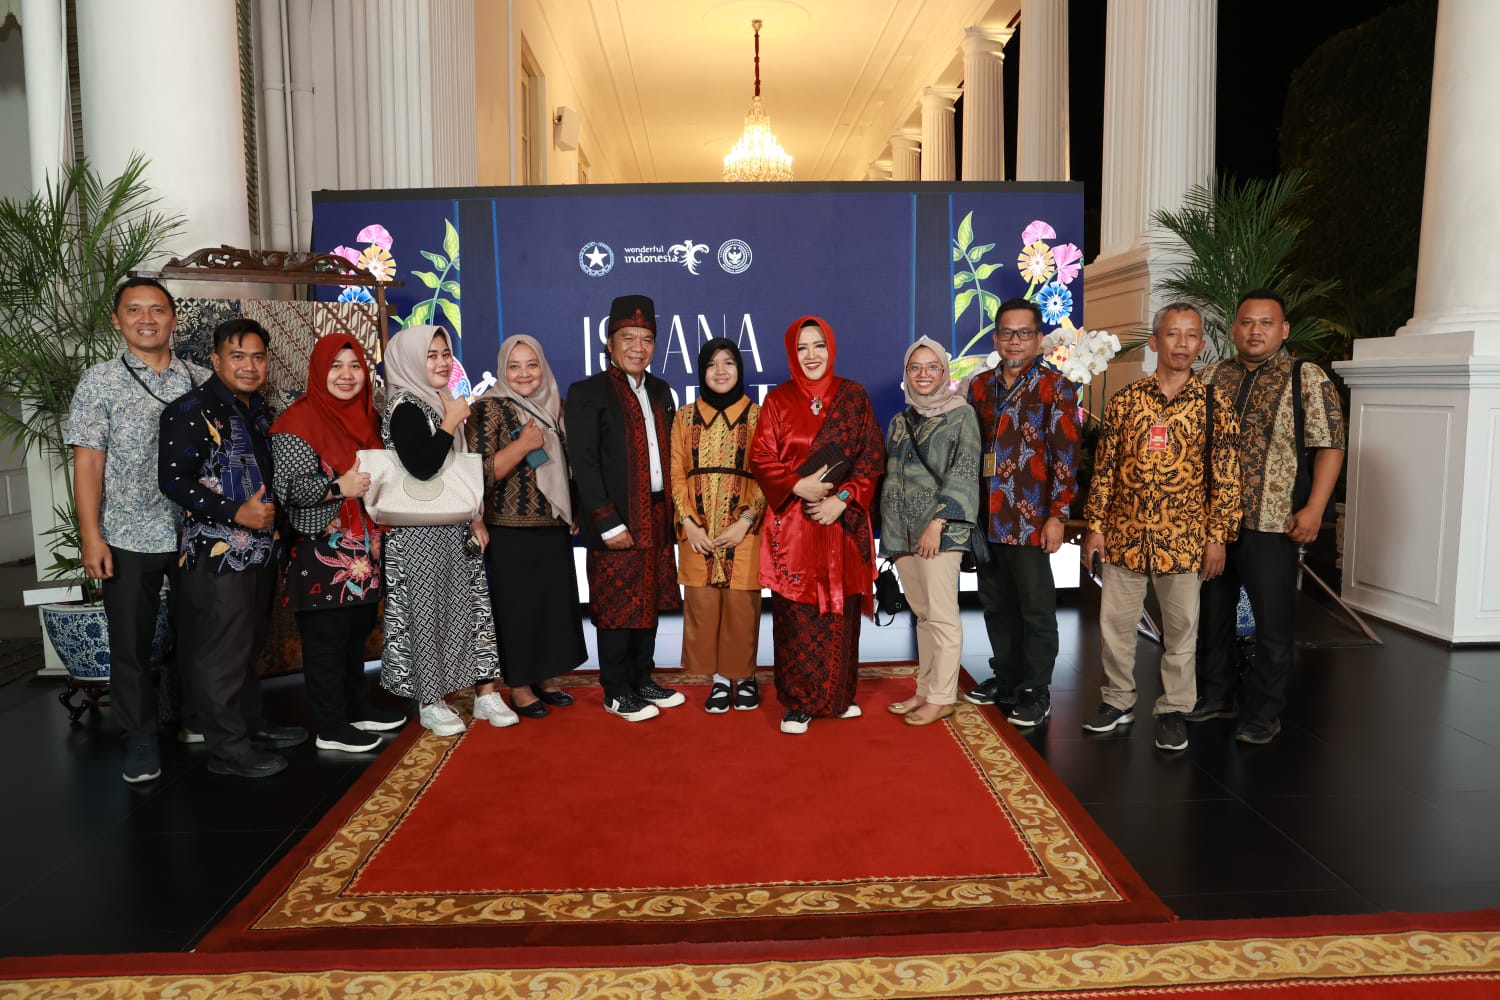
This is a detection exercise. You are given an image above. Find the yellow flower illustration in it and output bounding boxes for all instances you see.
[1017,241,1056,284]
[358,244,396,283]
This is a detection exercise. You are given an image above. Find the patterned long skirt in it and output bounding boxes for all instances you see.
[380,522,502,705]
[770,593,861,717]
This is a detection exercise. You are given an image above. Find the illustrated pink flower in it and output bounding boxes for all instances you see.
[330,245,362,266]
[356,224,394,250]
[1053,243,1083,284]
[1021,220,1057,245]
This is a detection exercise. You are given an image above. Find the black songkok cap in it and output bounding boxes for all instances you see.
[608,294,656,334]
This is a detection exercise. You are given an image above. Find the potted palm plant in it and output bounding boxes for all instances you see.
[0,154,184,697]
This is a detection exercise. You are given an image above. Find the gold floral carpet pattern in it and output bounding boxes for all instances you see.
[201,666,1167,950]
[7,916,1500,998]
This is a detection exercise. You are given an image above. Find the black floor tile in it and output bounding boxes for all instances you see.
[1084,799,1349,898]
[1361,881,1500,914]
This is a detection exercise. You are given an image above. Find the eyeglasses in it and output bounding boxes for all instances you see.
[996,327,1039,341]
[906,363,943,375]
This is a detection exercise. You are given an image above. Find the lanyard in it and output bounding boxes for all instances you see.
[120,354,197,406]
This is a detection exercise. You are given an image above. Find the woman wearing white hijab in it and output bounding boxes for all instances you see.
[379,324,508,735]
[878,337,982,726]
[465,334,586,718]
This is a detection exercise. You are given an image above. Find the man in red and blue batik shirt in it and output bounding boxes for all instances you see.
[963,298,1080,727]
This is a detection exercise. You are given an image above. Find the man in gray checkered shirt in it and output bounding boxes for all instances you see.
[65,278,210,784]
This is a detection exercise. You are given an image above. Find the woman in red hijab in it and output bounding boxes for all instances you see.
[749,316,885,735]
[271,336,406,753]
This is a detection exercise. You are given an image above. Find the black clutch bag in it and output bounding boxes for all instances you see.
[797,443,850,485]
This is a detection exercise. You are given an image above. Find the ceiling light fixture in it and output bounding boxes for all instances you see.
[723,19,793,182]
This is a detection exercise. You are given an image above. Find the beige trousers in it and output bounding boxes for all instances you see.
[894,551,964,705]
[1098,561,1199,715]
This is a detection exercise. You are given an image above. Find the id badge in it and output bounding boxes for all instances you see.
[1147,424,1168,451]
[983,452,996,478]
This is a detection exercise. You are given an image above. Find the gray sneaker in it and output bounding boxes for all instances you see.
[123,743,161,784]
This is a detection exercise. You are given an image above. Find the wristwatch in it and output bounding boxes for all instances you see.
[329,478,343,499]
[836,488,852,502]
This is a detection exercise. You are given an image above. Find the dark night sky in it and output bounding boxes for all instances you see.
[1017,0,1413,259]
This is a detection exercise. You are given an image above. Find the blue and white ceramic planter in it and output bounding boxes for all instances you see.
[41,602,171,681]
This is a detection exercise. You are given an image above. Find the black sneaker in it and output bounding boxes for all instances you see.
[604,693,660,722]
[780,710,812,734]
[1082,703,1135,733]
[734,677,760,711]
[251,724,309,750]
[1154,712,1189,751]
[705,682,733,714]
[207,749,288,778]
[122,743,161,784]
[351,706,408,732]
[315,723,382,753]
[1007,690,1051,728]
[1234,719,1282,745]
[963,677,1001,705]
[637,679,686,708]
[1185,700,1239,723]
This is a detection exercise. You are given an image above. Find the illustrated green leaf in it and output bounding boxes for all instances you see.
[954,272,975,288]
[954,288,977,322]
[441,280,461,299]
[974,262,1002,280]
[438,297,462,337]
[952,246,964,262]
[420,250,449,271]
[408,300,434,325]
[979,290,1001,319]
[412,270,441,289]
[968,242,995,262]
[956,211,974,252]
[442,219,460,262]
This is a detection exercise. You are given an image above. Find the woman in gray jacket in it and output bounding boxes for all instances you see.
[879,338,982,726]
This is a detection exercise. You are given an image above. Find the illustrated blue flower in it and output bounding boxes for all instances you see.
[1037,282,1073,325]
[338,286,375,304]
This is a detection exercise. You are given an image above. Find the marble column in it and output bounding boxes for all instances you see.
[19,0,70,189]
[77,0,251,258]
[1333,0,1500,643]
[919,87,960,181]
[1086,0,1215,361]
[889,130,922,182]
[960,28,1008,182]
[1016,0,1069,181]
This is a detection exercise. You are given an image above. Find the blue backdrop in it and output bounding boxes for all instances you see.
[313,181,1084,429]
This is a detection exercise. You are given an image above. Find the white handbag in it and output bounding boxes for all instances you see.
[358,448,484,527]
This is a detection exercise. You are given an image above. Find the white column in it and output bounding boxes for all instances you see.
[20,0,70,190]
[889,130,921,182]
[866,160,893,181]
[1086,0,1215,355]
[77,0,251,258]
[919,88,960,181]
[960,28,1008,182]
[257,0,294,251]
[430,0,478,186]
[1333,0,1500,643]
[1016,0,1069,181]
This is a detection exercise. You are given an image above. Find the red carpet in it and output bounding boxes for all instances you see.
[200,665,1169,951]
[7,911,1500,998]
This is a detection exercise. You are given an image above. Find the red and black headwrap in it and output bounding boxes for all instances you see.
[608,294,657,335]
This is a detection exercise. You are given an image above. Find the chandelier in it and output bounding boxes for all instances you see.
[723,20,793,182]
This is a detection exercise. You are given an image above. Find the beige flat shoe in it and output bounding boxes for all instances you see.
[888,699,923,716]
[905,704,957,727]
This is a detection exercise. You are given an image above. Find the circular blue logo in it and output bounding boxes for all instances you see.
[579,241,614,277]
[717,239,752,274]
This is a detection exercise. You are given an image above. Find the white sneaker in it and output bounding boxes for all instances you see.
[781,710,812,734]
[419,702,466,736]
[472,692,520,728]
[839,704,862,719]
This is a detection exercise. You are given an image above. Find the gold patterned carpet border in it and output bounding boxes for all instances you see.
[7,921,1500,998]
[235,666,1155,942]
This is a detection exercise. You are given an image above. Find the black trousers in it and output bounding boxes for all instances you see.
[184,562,276,760]
[974,540,1059,701]
[101,547,182,746]
[1196,529,1299,726]
[296,602,380,731]
[596,625,659,701]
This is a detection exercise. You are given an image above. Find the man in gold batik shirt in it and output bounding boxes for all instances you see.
[1081,302,1241,753]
